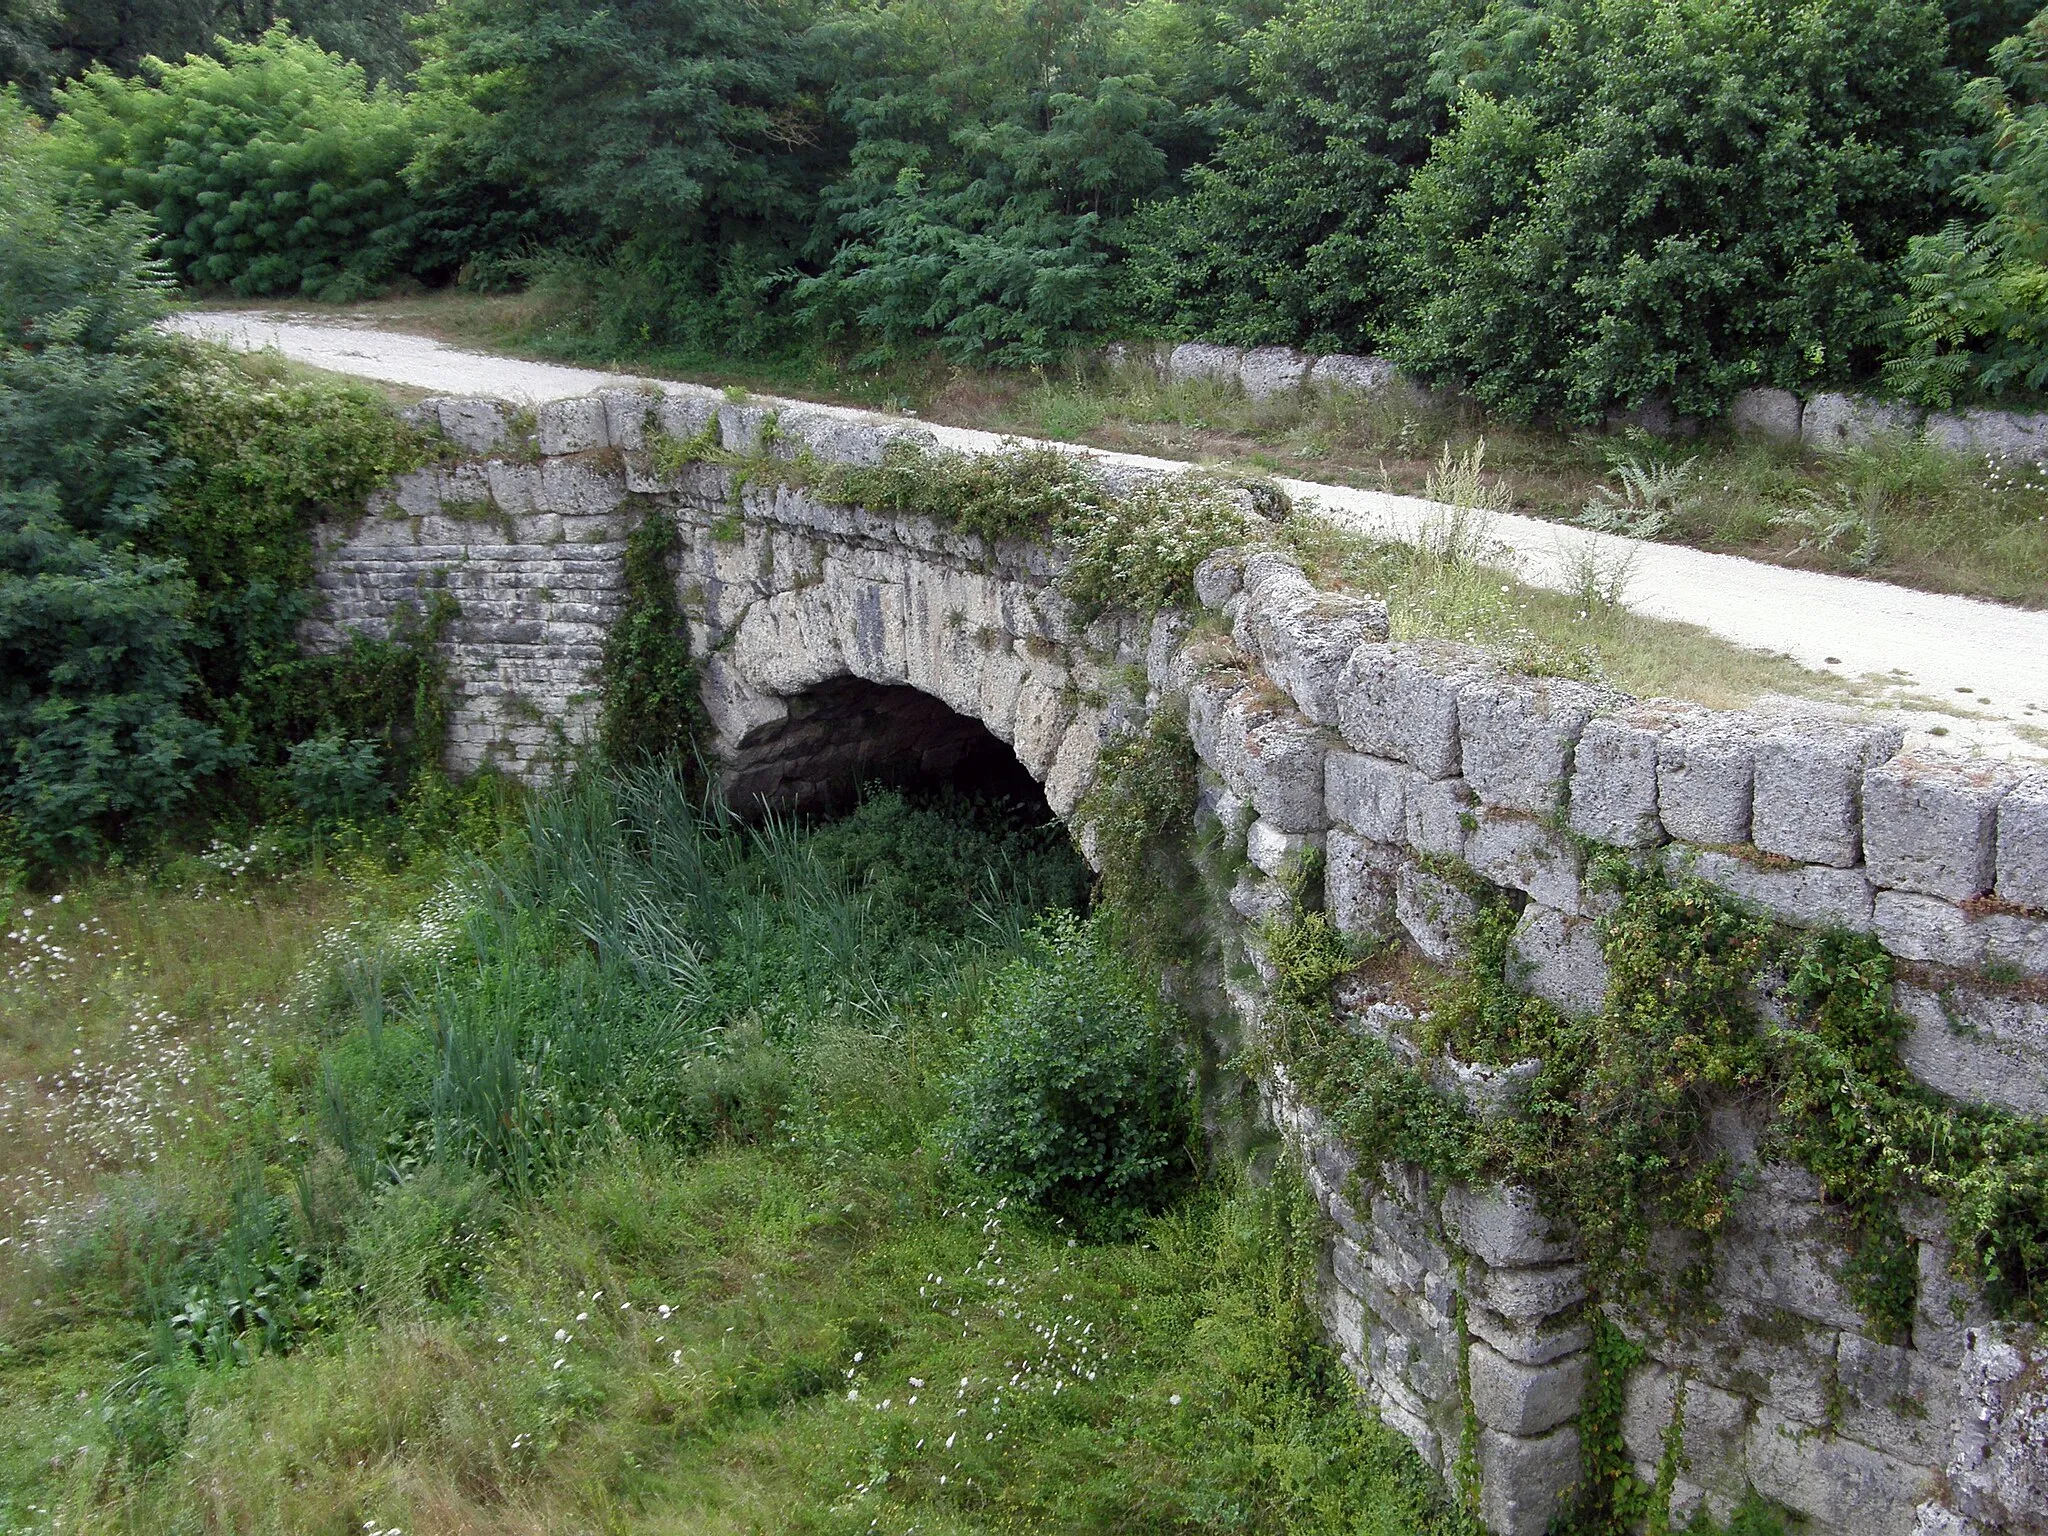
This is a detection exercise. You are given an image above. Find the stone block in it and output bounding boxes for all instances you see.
[1469,1262,1587,1325]
[1469,1342,1586,1436]
[1894,982,2048,1115]
[1240,345,1311,399]
[537,395,609,455]
[1947,1324,2048,1533]
[1666,846,1875,931]
[1166,342,1245,385]
[1715,1180,1869,1333]
[1339,639,1488,778]
[1468,812,1584,913]
[1243,710,1328,834]
[1465,1304,1592,1367]
[1621,1367,1751,1504]
[1229,870,1291,926]
[1802,393,1924,452]
[1441,1185,1572,1269]
[1239,568,1389,727]
[1247,819,1322,880]
[1835,1334,1953,1465]
[1996,773,2048,909]
[1746,1410,1931,1536]
[1658,717,1755,845]
[1510,904,1610,1015]
[1397,864,1478,966]
[1193,548,1244,609]
[1729,387,1803,443]
[1875,891,1989,970]
[1478,1426,1582,1536]
[1864,754,2012,900]
[1309,353,1398,394]
[1406,777,1475,860]
[435,397,511,454]
[1326,751,1421,842]
[1457,678,1601,814]
[654,391,720,448]
[1923,406,2048,462]
[1752,717,1903,867]
[598,387,653,450]
[1435,1051,1542,1119]
[1186,677,1254,793]
[1326,830,1401,940]
[1571,711,1676,848]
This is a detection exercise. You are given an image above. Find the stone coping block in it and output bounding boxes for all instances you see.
[1752,715,1902,868]
[1339,639,1490,780]
[1457,677,1601,815]
[1997,773,2048,910]
[1571,707,1686,847]
[1658,715,1755,846]
[1864,754,2012,900]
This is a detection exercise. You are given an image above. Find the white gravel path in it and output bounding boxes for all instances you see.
[169,309,2048,757]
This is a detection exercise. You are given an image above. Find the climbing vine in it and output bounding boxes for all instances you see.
[599,508,706,777]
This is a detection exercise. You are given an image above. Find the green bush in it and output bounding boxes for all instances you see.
[1386,0,1960,422]
[947,910,1191,1235]
[284,733,387,825]
[51,25,427,299]
[1887,11,2048,405]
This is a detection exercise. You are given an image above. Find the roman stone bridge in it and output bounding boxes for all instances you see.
[310,386,2046,1536]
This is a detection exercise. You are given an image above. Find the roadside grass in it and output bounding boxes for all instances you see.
[179,290,2048,609]
[0,779,1475,1536]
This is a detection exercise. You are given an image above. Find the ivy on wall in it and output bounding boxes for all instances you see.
[599,507,706,781]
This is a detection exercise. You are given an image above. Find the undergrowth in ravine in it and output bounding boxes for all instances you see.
[0,771,1477,1536]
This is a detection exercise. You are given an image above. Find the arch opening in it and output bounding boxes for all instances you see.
[723,677,1048,819]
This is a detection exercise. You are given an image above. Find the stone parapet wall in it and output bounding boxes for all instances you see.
[310,385,2047,1536]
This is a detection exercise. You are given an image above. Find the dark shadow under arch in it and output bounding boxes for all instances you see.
[723,676,1046,818]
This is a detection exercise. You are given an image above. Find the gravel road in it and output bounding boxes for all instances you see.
[169,309,2048,758]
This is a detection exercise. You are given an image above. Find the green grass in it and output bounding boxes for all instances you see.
[192,290,2048,609]
[0,777,1474,1536]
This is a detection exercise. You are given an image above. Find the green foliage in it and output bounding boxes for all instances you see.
[283,733,387,825]
[51,26,426,299]
[946,909,1192,1235]
[1060,471,1262,617]
[1887,11,2048,405]
[1080,695,1201,962]
[598,508,705,772]
[1387,0,1961,421]
[1122,0,1480,351]
[829,437,1105,544]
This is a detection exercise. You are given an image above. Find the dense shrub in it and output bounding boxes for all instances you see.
[947,910,1191,1234]
[1887,11,2048,405]
[1386,0,1962,422]
[1120,0,1480,352]
[50,26,426,299]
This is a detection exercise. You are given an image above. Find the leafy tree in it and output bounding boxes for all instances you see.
[1887,8,2048,405]
[1119,0,1482,352]
[411,0,837,351]
[796,0,1179,364]
[1386,0,1961,422]
[0,102,220,863]
[50,25,425,298]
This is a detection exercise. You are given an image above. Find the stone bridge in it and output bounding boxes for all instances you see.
[310,386,2047,1536]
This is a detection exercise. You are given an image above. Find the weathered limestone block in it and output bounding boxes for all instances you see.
[1011,677,1071,780]
[1714,1170,1870,1333]
[1326,751,1422,843]
[1746,1409,1931,1536]
[1729,388,1803,443]
[1167,341,1245,385]
[1309,353,1398,394]
[1340,640,1489,779]
[1187,676,1254,793]
[485,461,543,514]
[598,387,653,449]
[1397,863,1478,966]
[1470,1343,1586,1436]
[1441,1185,1572,1269]
[538,395,609,455]
[538,458,627,517]
[1042,710,1103,819]
[1571,710,1677,847]
[1834,1334,1954,1465]
[1753,717,1903,867]
[1326,830,1401,940]
[1469,1262,1587,1325]
[1467,1304,1591,1368]
[1478,1425,1582,1536]
[1193,548,1244,609]
[1458,678,1601,814]
[1240,346,1312,399]
[1802,393,1923,451]
[1406,777,1475,860]
[1895,982,2048,1115]
[1658,715,1756,846]
[1469,812,1585,914]
[1237,564,1389,726]
[1621,1367,1752,1520]
[1943,1324,2048,1534]
[1645,1301,1840,1428]
[699,653,789,744]
[1509,904,1610,1015]
[1864,755,2012,900]
[1435,1050,1541,1120]
[1876,893,2047,976]
[1229,869,1291,925]
[1666,847,1875,931]
[1247,819,1322,879]
[1244,710,1329,834]
[1997,773,2048,909]
[729,588,844,695]
[435,397,511,454]
[1924,407,2048,462]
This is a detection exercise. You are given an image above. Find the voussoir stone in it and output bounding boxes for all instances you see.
[1458,677,1601,814]
[1864,754,2013,900]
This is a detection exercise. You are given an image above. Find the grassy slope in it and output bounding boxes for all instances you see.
[0,789,1471,1536]
[191,290,2048,611]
